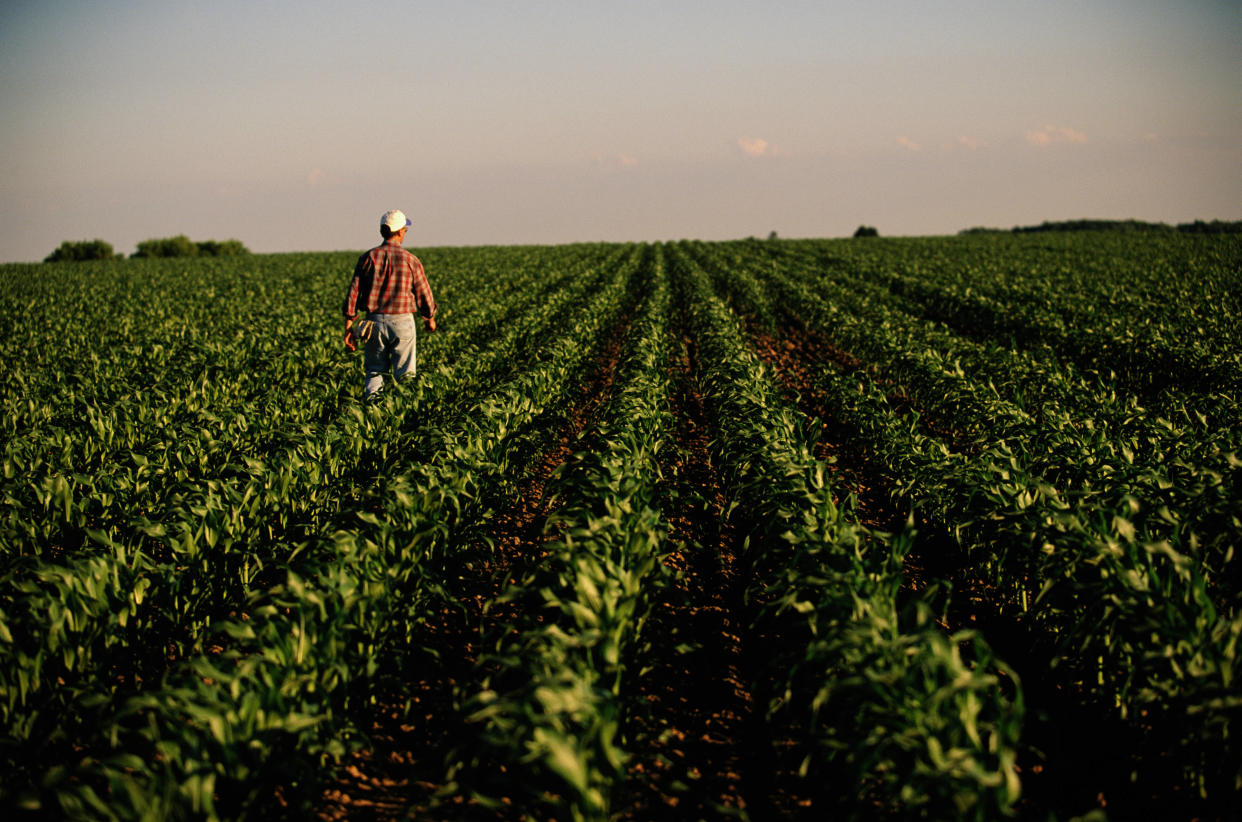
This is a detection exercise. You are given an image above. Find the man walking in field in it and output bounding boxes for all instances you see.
[343,209,437,400]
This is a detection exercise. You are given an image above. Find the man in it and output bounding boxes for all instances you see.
[342,209,437,400]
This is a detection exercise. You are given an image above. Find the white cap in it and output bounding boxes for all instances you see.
[381,209,411,232]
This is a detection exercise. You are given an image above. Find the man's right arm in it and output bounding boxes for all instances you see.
[343,266,363,320]
[342,254,368,349]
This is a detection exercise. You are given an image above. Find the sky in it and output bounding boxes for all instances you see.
[1,1,1239,261]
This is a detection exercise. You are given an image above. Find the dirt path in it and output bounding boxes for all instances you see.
[615,319,824,819]
[616,332,750,818]
[315,326,626,820]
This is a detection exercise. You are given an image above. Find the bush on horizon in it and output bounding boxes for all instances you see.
[132,235,250,258]
[44,239,120,262]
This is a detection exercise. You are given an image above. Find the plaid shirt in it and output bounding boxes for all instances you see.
[343,239,437,319]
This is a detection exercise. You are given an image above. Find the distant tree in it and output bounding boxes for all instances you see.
[196,239,250,256]
[132,235,250,258]
[1177,219,1242,235]
[44,239,118,262]
[853,225,879,238]
[132,234,200,258]
[1010,219,1174,234]
[999,218,1242,235]
[767,230,779,241]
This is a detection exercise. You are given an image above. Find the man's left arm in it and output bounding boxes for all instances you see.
[411,257,438,331]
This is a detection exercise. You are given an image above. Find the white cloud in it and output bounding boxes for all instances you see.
[896,136,922,152]
[1026,125,1088,146]
[957,136,988,150]
[738,137,769,157]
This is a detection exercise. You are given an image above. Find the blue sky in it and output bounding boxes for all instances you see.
[2,1,1239,260]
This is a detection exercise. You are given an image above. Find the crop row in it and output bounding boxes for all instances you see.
[2,234,1237,817]
[770,234,1242,398]
[455,245,675,820]
[691,239,1240,806]
[0,243,625,704]
[668,243,1023,818]
[0,244,639,816]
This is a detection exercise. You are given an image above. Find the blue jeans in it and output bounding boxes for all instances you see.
[362,313,417,398]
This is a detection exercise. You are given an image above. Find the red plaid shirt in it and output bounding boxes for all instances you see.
[343,239,437,319]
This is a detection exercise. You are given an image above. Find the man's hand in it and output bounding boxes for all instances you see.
[426,316,437,333]
[343,321,356,351]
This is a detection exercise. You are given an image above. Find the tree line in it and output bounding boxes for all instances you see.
[44,235,250,262]
[959,218,1242,235]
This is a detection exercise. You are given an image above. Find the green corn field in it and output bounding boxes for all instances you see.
[1,232,1238,820]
